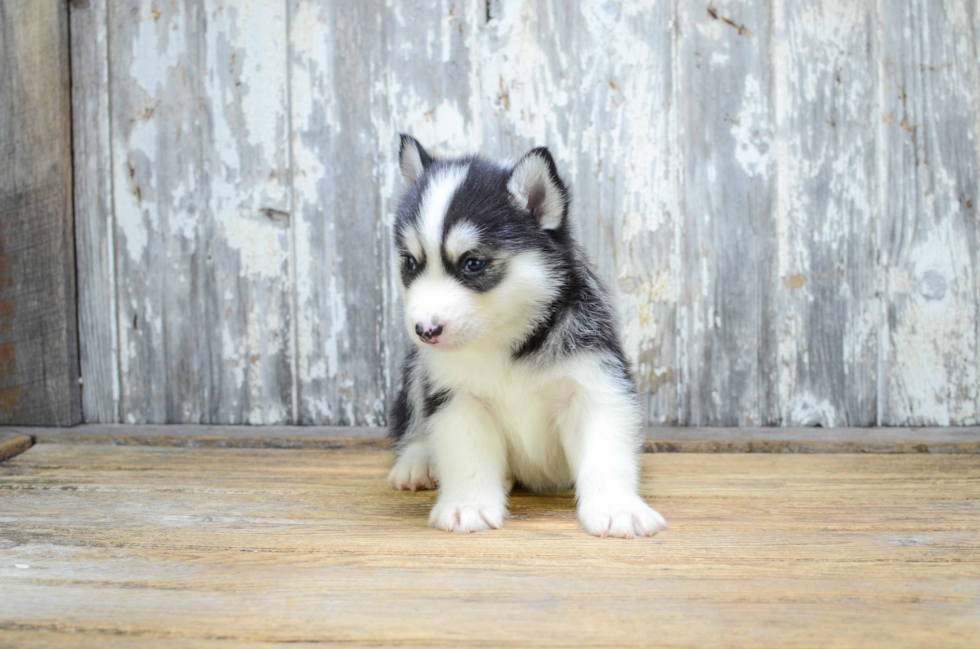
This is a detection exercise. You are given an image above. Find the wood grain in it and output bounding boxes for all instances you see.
[0,433,32,462]
[1,444,978,646]
[877,0,980,426]
[109,0,208,423]
[202,0,294,424]
[109,0,294,423]
[71,0,980,427]
[3,424,977,454]
[772,0,879,426]
[290,0,393,426]
[0,0,81,426]
[675,0,778,425]
[70,0,119,424]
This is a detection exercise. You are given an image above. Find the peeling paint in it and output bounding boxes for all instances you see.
[731,74,772,179]
[89,0,978,427]
[878,0,979,426]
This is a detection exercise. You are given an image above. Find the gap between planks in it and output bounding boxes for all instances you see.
[0,425,977,454]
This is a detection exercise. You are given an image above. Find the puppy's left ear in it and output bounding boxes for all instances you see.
[507,147,569,230]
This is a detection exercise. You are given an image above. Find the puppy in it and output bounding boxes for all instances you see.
[387,135,667,538]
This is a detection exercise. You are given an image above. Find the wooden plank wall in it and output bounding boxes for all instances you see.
[0,0,81,425]
[878,0,979,426]
[70,0,979,427]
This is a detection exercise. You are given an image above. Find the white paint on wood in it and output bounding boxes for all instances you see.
[772,0,879,426]
[73,0,980,427]
[202,0,293,424]
[109,0,293,424]
[877,0,979,426]
[291,0,394,426]
[676,0,777,425]
[111,0,203,423]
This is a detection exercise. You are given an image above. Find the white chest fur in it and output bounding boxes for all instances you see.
[422,343,580,490]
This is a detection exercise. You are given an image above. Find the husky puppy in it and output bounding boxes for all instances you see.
[387,135,668,538]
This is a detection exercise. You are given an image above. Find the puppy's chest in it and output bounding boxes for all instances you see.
[428,351,573,444]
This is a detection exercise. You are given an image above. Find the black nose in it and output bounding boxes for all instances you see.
[415,323,443,341]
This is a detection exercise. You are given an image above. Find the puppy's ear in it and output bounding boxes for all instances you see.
[507,147,569,230]
[398,134,433,184]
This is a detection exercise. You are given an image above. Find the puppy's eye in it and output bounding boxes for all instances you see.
[404,255,417,272]
[463,258,487,273]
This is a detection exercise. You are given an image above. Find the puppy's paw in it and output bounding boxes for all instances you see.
[388,455,438,491]
[578,494,668,539]
[429,500,506,533]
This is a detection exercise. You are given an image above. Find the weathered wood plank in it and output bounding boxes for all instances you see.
[74,0,980,428]
[383,1,481,155]
[290,0,412,425]
[201,0,294,423]
[878,0,980,426]
[109,0,209,423]
[598,2,678,427]
[109,0,294,423]
[1,446,978,645]
[7,424,978,453]
[71,0,119,423]
[0,432,32,462]
[772,1,879,425]
[0,0,81,425]
[676,1,777,425]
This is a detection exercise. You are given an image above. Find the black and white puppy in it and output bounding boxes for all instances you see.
[388,135,668,538]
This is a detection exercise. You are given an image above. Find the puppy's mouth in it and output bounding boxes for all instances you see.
[417,332,464,349]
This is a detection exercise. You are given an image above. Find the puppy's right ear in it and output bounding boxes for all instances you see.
[398,134,433,184]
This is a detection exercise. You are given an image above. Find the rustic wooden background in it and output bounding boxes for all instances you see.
[1,0,80,426]
[67,0,978,427]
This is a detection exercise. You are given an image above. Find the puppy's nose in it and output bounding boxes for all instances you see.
[415,322,443,343]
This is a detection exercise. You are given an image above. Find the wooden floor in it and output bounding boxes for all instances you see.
[1,443,978,647]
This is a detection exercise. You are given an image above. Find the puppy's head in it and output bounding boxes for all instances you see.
[393,135,570,351]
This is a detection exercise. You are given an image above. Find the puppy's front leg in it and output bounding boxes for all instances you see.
[563,397,668,538]
[428,394,508,533]
[388,438,438,491]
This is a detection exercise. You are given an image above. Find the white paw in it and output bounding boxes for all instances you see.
[578,494,668,538]
[388,455,438,491]
[429,500,507,533]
